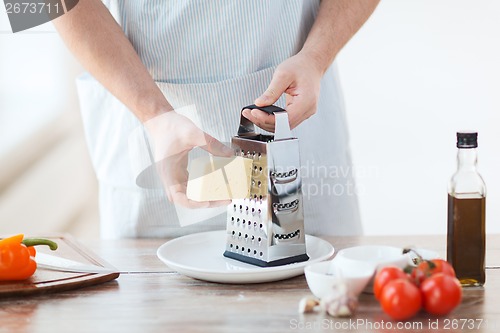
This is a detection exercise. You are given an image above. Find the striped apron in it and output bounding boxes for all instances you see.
[76,0,362,239]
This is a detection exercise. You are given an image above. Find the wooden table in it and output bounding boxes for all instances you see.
[1,235,499,333]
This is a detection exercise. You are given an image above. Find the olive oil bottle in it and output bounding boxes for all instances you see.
[447,132,486,286]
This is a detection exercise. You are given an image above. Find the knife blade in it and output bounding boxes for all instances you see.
[36,252,118,274]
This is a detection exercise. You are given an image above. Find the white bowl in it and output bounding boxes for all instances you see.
[335,245,409,271]
[333,245,410,293]
[332,245,442,293]
[304,261,374,298]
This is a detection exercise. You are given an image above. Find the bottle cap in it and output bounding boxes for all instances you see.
[457,131,478,148]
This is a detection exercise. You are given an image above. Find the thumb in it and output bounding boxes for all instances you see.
[254,71,291,106]
[199,132,233,157]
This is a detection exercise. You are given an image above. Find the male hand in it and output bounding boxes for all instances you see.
[145,111,232,208]
[242,52,323,132]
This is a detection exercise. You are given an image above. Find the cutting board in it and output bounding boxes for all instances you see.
[0,235,120,298]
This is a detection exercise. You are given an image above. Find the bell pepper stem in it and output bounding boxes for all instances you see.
[22,238,58,251]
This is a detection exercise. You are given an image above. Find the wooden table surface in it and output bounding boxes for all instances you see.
[1,234,499,333]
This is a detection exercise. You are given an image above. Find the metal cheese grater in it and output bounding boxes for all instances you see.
[223,104,309,267]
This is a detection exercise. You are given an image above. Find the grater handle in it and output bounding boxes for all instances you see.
[238,104,293,141]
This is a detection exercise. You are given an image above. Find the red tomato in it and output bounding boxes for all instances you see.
[379,279,422,321]
[373,266,408,300]
[420,273,462,316]
[412,259,456,285]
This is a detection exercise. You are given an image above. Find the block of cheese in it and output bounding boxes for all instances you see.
[186,156,253,202]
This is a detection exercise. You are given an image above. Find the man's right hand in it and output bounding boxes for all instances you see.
[145,111,233,208]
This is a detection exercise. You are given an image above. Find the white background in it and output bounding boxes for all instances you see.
[0,8,77,156]
[337,0,500,235]
[1,0,499,236]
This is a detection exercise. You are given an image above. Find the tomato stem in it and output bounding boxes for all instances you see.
[403,247,423,265]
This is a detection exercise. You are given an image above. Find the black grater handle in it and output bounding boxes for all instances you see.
[238,104,292,140]
[242,104,285,114]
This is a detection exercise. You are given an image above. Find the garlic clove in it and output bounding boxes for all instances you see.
[320,281,359,317]
[298,297,320,313]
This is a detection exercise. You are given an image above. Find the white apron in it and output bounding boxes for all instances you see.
[76,0,362,239]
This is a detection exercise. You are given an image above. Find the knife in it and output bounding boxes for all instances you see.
[36,252,118,274]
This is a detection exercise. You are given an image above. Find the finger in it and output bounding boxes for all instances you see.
[165,188,173,202]
[254,70,292,106]
[196,132,233,157]
[242,108,276,132]
[155,161,173,201]
[161,171,185,204]
[156,152,189,201]
[170,190,211,209]
[206,199,232,208]
[284,98,301,130]
[250,109,275,132]
[286,97,317,129]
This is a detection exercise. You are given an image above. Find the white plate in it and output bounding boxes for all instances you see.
[157,230,334,284]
